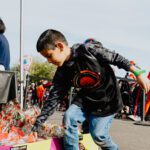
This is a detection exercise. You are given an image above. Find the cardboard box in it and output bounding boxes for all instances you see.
[0,134,98,150]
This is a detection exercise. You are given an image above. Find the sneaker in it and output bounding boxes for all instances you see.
[128,115,141,121]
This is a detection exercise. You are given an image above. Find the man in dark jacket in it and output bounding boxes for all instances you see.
[32,29,150,150]
[0,18,10,70]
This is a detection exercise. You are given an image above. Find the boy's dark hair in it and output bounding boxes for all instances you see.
[36,29,68,52]
[0,18,6,34]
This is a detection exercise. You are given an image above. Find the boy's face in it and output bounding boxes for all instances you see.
[40,42,69,67]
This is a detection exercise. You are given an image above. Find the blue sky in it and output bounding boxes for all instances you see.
[0,0,150,76]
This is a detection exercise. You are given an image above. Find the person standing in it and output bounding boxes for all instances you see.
[0,18,10,70]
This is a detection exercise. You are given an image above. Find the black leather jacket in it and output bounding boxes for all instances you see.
[32,42,132,132]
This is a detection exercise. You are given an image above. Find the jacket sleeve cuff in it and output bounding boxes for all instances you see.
[31,123,43,133]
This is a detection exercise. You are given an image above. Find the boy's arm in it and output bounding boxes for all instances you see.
[87,44,150,93]
[89,44,132,71]
[32,67,71,132]
[129,65,150,93]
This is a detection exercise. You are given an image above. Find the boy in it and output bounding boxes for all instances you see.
[32,29,150,150]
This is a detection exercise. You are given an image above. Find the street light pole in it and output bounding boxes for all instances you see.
[20,0,24,109]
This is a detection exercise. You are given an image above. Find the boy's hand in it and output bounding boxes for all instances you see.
[136,74,150,94]
[31,132,38,139]
[27,132,38,143]
[30,131,48,141]
[30,117,36,125]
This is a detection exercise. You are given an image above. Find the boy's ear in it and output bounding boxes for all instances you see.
[55,42,64,51]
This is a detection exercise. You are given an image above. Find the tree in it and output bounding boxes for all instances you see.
[11,59,57,82]
[29,60,56,81]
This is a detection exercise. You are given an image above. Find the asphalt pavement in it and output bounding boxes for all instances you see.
[111,119,150,150]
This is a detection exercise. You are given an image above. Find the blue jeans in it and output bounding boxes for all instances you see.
[63,104,118,150]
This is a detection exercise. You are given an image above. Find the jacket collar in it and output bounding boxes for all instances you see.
[64,43,81,67]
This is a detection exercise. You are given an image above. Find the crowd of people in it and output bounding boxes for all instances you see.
[26,79,69,111]
[117,71,150,121]
[26,80,52,108]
